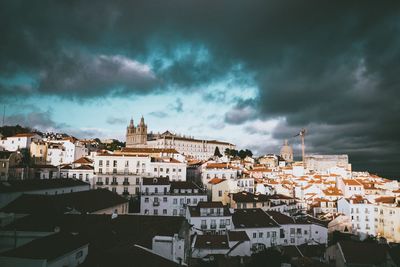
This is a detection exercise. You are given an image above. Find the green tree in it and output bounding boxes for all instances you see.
[214,146,222,157]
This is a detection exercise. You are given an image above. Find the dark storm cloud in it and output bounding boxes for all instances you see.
[106,116,126,125]
[1,0,400,176]
[224,99,257,125]
[4,110,68,130]
[149,111,168,118]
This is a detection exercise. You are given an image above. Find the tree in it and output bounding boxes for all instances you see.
[225,148,238,158]
[214,146,222,157]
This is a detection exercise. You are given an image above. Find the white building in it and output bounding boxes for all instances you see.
[140,178,207,216]
[305,154,350,173]
[337,195,375,239]
[0,133,42,152]
[147,131,235,160]
[93,151,187,196]
[186,201,233,235]
[201,162,239,185]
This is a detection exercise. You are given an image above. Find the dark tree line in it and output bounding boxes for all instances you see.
[225,148,253,159]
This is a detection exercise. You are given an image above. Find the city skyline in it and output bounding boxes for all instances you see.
[1,1,399,178]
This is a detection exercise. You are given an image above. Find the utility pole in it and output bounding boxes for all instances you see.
[294,128,306,164]
[299,128,306,162]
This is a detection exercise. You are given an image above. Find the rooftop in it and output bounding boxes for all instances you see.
[232,209,280,228]
[194,235,229,249]
[0,232,88,260]
[231,191,269,203]
[2,214,187,250]
[142,177,170,186]
[1,189,128,214]
[0,179,89,193]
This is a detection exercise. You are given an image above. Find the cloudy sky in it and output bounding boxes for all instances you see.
[1,1,399,178]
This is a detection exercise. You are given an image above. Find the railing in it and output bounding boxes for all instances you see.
[153,202,160,207]
[96,182,104,185]
[122,191,129,195]
[111,182,118,185]
[210,224,217,229]
[123,182,130,185]
[219,224,226,229]
[201,224,207,230]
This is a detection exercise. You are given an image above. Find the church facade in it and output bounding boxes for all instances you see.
[125,116,235,159]
[126,116,148,148]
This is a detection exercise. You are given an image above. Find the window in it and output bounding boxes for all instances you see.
[173,198,178,204]
[154,168,157,172]
[76,251,83,259]
[163,209,167,215]
[267,232,270,238]
[259,232,263,238]
[154,209,158,215]
[145,197,149,203]
[155,187,158,194]
[99,160,103,166]
[253,233,257,238]
[173,209,178,216]
[113,160,117,167]
[290,238,295,244]
[163,197,168,202]
[226,219,230,225]
[218,190,222,197]
[112,187,116,193]
[136,178,140,185]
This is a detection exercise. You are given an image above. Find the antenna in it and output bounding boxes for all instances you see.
[294,128,306,163]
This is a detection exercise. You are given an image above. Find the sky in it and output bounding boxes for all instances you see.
[0,1,399,178]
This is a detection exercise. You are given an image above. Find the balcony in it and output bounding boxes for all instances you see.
[153,202,160,207]
[96,182,104,185]
[111,182,119,185]
[122,191,129,196]
[201,224,207,230]
[210,224,217,229]
[123,181,130,185]
[219,224,226,229]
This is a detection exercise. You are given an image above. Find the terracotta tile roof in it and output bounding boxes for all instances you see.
[342,179,362,186]
[13,133,39,138]
[72,157,93,164]
[322,187,343,196]
[205,163,239,170]
[375,196,396,204]
[208,178,226,185]
[346,195,370,204]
